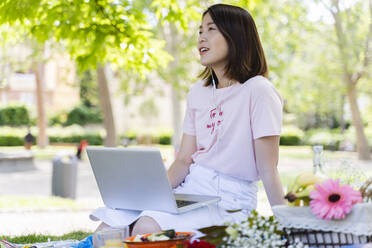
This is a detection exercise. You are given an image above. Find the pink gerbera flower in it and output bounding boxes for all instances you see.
[309,178,362,220]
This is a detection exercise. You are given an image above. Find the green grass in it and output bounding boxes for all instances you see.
[0,196,99,210]
[279,146,313,159]
[0,144,363,161]
[0,146,76,160]
[0,144,174,160]
[0,231,91,244]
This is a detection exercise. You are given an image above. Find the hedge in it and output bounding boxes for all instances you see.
[0,134,103,146]
[49,134,103,145]
[280,135,301,146]
[0,133,171,146]
[0,106,31,126]
[64,105,102,126]
[0,135,25,146]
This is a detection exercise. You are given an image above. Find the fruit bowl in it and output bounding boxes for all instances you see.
[124,231,194,248]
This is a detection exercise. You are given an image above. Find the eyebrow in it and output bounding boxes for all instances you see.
[199,22,215,29]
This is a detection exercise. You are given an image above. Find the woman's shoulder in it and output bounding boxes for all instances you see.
[187,80,209,96]
[242,75,273,89]
[241,75,279,94]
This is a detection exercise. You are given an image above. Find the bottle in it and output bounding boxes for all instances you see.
[312,145,326,177]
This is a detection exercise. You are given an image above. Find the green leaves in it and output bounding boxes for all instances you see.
[0,0,171,74]
[198,225,228,246]
[0,0,42,24]
[151,0,201,32]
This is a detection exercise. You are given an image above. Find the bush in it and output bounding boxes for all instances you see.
[0,126,104,146]
[280,135,301,146]
[0,106,31,126]
[0,135,24,146]
[123,129,173,145]
[64,105,102,126]
[159,134,171,145]
[280,126,304,146]
[49,134,103,145]
[304,129,345,151]
[49,112,68,126]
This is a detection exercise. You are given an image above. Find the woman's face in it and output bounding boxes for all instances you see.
[198,13,229,69]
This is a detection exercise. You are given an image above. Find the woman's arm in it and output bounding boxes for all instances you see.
[254,135,286,206]
[167,134,197,188]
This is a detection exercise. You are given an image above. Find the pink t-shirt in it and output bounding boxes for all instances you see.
[183,75,283,181]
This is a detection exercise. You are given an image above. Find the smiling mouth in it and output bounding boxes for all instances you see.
[199,47,209,55]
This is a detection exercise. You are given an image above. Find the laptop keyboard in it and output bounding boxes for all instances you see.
[176,200,198,208]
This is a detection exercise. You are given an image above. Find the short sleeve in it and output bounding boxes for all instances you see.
[250,81,283,140]
[182,92,196,136]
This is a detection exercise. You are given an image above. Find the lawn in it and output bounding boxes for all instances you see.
[1,144,371,241]
[1,144,359,161]
[0,196,97,210]
[0,231,91,244]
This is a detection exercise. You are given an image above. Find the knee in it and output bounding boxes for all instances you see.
[132,216,161,235]
[93,222,110,248]
[94,222,110,233]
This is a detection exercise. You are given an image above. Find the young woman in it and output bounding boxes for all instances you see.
[90,3,285,235]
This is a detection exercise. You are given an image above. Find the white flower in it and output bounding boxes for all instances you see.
[222,210,306,248]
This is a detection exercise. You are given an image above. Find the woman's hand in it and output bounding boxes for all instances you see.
[254,135,286,206]
[167,134,197,188]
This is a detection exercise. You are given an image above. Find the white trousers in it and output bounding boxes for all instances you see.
[90,163,258,232]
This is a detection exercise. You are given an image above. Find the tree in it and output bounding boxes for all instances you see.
[0,0,171,146]
[0,24,50,147]
[151,0,202,150]
[79,69,99,108]
[318,0,372,160]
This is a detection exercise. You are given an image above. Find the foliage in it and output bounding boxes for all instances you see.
[49,105,102,127]
[78,69,99,107]
[0,231,91,244]
[280,126,304,146]
[0,0,172,74]
[49,111,68,126]
[0,125,173,146]
[138,98,159,121]
[304,129,345,151]
[0,105,30,126]
[0,135,24,146]
[64,105,103,126]
[151,0,201,31]
[280,135,301,146]
[123,128,173,145]
[49,134,103,145]
[159,134,172,145]
[198,210,306,248]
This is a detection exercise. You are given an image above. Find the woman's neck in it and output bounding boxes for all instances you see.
[212,66,236,89]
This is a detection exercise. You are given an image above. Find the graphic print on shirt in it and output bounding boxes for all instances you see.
[206,104,223,135]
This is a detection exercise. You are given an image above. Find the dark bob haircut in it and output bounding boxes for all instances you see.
[199,4,268,87]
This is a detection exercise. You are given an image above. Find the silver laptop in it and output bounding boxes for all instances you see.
[86,147,220,214]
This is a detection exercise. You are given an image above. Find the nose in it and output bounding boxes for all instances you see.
[198,33,207,43]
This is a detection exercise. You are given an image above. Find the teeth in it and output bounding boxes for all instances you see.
[200,48,208,52]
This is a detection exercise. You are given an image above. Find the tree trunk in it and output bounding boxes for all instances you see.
[330,0,371,160]
[35,62,49,148]
[97,65,117,147]
[340,94,345,134]
[171,86,182,151]
[346,83,371,160]
[168,23,183,152]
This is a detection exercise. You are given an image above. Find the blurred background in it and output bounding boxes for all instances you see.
[0,0,371,238]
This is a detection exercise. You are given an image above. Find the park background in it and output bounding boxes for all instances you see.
[0,0,372,241]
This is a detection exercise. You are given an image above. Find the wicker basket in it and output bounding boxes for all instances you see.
[284,228,372,248]
[272,204,372,248]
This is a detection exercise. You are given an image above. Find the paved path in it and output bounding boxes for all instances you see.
[0,154,370,236]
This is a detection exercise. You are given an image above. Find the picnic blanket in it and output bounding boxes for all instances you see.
[0,235,93,248]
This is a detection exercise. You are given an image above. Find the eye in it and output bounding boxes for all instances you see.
[208,27,215,31]
[199,31,202,34]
